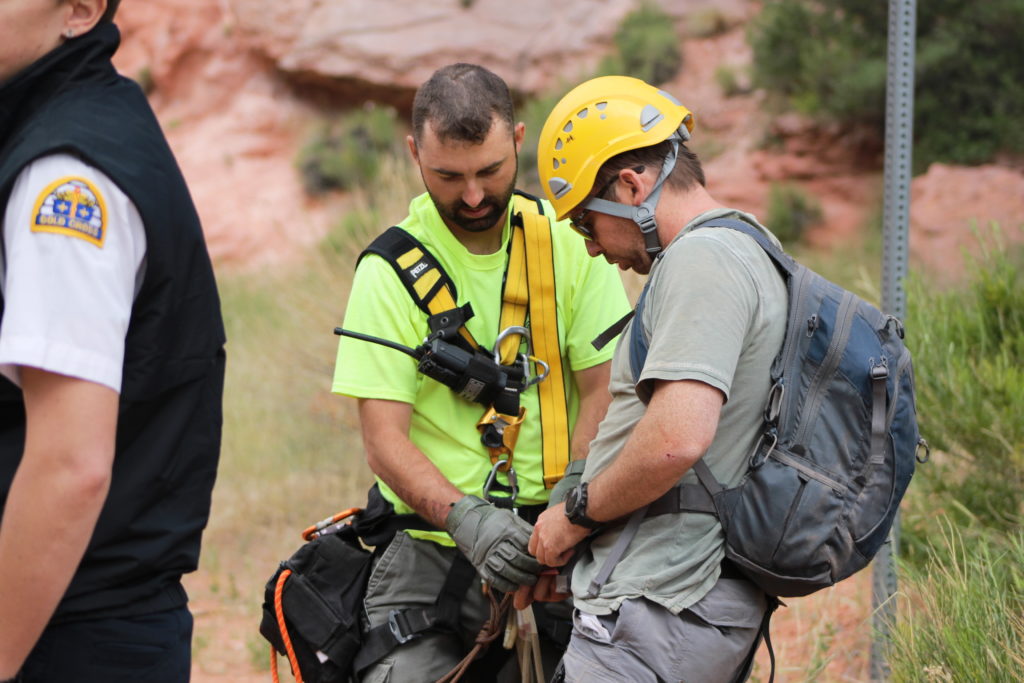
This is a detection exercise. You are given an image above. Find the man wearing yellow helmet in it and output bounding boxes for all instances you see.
[526,76,787,682]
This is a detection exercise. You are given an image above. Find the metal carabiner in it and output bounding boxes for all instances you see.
[524,355,549,387]
[493,326,531,365]
[482,459,519,509]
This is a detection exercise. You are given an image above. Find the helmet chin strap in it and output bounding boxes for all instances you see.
[583,127,687,256]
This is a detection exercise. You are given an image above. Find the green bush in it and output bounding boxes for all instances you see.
[748,0,1024,170]
[889,521,1024,681]
[902,228,1024,551]
[599,2,683,86]
[765,182,822,244]
[686,7,733,39]
[297,105,400,195]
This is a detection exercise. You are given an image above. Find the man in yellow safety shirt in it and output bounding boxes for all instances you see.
[332,63,630,681]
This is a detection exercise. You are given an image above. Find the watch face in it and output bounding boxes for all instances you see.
[565,487,580,515]
[565,483,586,520]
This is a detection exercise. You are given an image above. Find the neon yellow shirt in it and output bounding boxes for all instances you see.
[332,192,630,542]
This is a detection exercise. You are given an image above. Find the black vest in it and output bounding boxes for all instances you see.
[0,24,226,621]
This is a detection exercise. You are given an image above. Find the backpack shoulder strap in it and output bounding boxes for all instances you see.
[628,216,798,385]
[689,217,798,277]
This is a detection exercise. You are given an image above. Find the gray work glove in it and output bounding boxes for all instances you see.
[547,459,588,508]
[445,495,541,593]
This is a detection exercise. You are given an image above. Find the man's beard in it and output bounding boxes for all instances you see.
[429,167,517,233]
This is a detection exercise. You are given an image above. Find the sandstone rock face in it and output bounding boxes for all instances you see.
[228,0,753,99]
[114,0,345,268]
[910,163,1024,279]
[110,0,1022,281]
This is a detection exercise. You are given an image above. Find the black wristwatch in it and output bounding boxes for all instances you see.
[564,482,602,529]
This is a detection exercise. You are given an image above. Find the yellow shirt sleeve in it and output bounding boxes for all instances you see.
[332,253,424,403]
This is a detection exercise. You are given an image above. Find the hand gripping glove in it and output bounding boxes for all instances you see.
[547,459,587,508]
[445,495,542,594]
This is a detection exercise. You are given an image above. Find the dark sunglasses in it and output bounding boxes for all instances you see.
[567,166,645,241]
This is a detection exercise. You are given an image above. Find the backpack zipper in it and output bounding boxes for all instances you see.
[886,346,913,427]
[776,268,814,427]
[794,291,859,447]
[770,449,849,494]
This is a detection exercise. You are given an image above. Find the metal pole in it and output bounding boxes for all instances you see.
[872,0,916,679]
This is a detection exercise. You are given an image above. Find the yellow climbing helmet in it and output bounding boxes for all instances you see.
[537,76,695,221]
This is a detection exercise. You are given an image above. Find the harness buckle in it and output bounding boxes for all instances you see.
[387,609,420,645]
[633,205,658,234]
[482,459,519,509]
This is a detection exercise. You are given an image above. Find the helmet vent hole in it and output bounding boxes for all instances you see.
[640,104,664,132]
[596,101,608,110]
[553,158,560,170]
[563,121,573,133]
[549,177,571,199]
[555,139,563,151]
[578,108,589,119]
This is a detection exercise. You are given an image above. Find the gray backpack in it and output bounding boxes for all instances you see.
[590,218,926,600]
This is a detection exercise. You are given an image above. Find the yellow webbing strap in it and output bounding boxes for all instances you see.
[518,197,570,488]
[480,197,531,469]
[394,244,479,350]
[497,224,529,364]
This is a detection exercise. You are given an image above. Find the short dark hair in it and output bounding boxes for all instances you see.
[411,63,516,145]
[593,139,705,198]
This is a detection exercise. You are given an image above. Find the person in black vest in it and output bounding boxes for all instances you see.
[0,1,225,681]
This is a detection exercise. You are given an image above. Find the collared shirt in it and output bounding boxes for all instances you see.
[0,153,146,392]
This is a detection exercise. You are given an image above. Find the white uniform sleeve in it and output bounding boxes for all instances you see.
[0,153,147,393]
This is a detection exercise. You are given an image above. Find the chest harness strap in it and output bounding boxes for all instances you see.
[358,192,570,506]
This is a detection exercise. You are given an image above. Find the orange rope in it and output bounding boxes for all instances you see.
[273,569,304,683]
[272,508,363,682]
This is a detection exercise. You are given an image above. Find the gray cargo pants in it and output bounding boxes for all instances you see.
[358,532,567,683]
[562,575,768,683]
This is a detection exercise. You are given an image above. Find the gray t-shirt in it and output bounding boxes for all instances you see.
[572,208,788,615]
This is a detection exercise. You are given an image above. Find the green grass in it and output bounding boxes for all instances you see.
[889,521,1024,682]
[901,227,1024,551]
